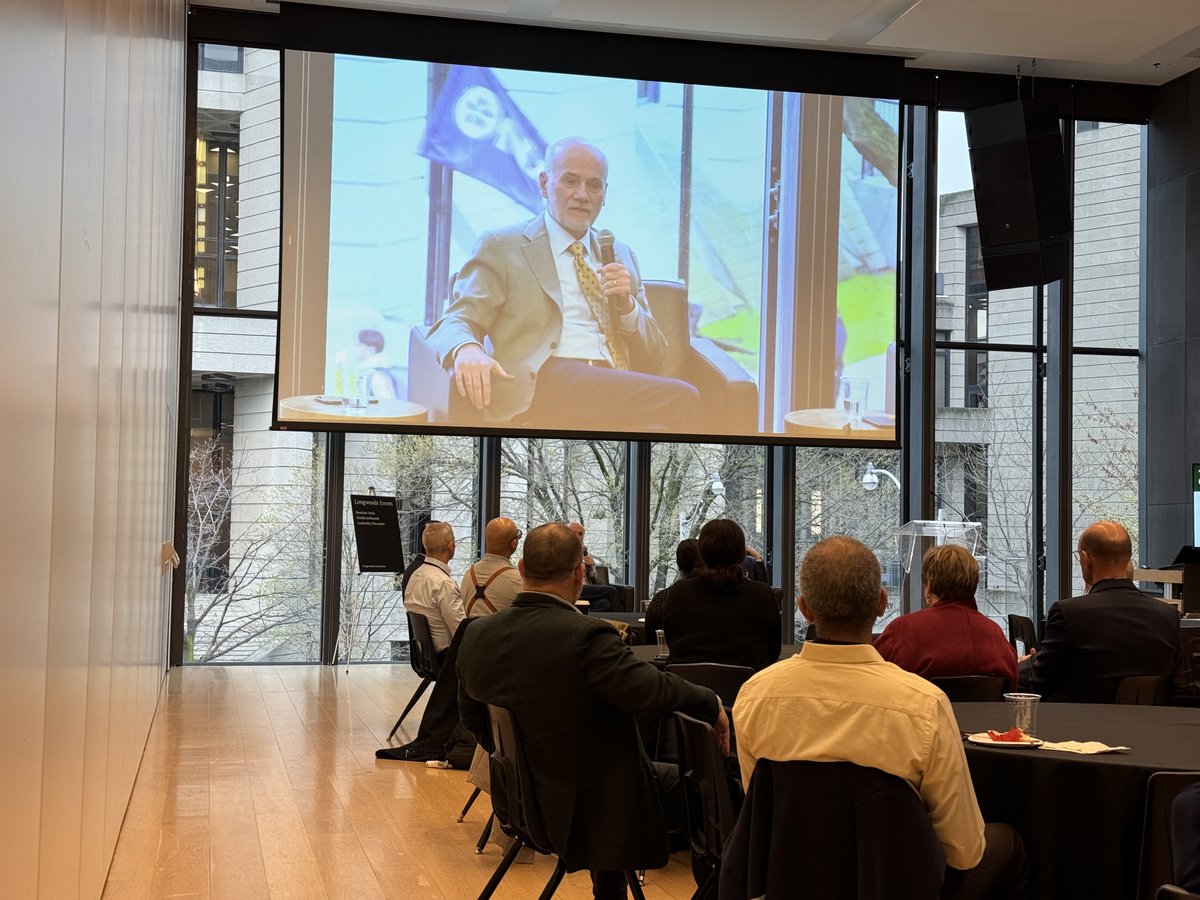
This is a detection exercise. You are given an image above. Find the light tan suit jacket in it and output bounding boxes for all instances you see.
[425,216,667,422]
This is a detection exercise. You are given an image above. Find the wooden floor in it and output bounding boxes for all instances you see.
[104,665,700,899]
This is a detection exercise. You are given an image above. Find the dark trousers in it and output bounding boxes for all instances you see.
[944,822,1030,900]
[581,583,620,612]
[521,357,701,434]
[590,761,682,899]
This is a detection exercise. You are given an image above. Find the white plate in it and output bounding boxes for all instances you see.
[966,732,1043,749]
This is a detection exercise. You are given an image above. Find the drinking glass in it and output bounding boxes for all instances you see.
[1003,692,1041,736]
[840,377,870,426]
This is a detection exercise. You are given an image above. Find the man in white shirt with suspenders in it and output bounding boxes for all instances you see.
[460,517,523,617]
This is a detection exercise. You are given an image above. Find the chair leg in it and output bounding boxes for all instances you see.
[691,866,718,900]
[625,870,648,900]
[476,836,524,900]
[537,858,568,900]
[388,678,431,739]
[458,787,481,822]
[475,813,494,854]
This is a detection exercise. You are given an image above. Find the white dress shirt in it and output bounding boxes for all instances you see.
[543,213,638,363]
[403,556,465,652]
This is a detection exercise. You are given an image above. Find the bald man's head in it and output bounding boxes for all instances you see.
[484,517,521,557]
[1077,520,1133,584]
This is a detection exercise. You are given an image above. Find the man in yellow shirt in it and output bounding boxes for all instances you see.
[733,535,1027,898]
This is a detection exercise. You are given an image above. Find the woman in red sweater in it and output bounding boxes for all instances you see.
[874,543,1018,689]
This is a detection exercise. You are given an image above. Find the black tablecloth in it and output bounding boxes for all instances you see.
[630,644,800,666]
[952,702,1200,900]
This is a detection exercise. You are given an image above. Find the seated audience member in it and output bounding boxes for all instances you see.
[403,521,466,656]
[568,520,621,612]
[644,538,701,634]
[1025,520,1180,702]
[457,523,729,899]
[741,544,770,584]
[660,519,782,672]
[874,543,1018,688]
[733,535,1027,899]
[460,516,523,616]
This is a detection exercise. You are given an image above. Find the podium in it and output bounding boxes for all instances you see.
[893,520,983,609]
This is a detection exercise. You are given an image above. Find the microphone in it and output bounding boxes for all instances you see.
[596,230,619,309]
[597,229,616,266]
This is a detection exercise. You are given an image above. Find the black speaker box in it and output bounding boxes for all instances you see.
[965,99,1072,290]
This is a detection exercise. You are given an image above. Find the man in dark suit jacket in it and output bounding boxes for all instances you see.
[1027,521,1180,702]
[457,523,729,898]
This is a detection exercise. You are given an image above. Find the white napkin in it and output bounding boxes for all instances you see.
[1038,740,1130,754]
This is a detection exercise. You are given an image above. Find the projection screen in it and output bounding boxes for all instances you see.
[276,50,900,445]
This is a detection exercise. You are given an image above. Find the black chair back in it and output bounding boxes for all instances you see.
[1116,674,1171,705]
[1008,614,1038,655]
[1139,771,1200,900]
[931,675,1009,702]
[674,712,741,899]
[720,759,945,900]
[407,611,441,681]
[486,705,556,855]
[480,705,648,899]
[666,663,756,707]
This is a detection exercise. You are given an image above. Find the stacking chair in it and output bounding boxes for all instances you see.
[1115,674,1171,705]
[720,759,945,899]
[673,712,742,900]
[666,663,756,707]
[1007,614,1039,656]
[478,705,646,900]
[387,612,441,739]
[654,664,755,763]
[930,675,1010,702]
[1138,771,1200,900]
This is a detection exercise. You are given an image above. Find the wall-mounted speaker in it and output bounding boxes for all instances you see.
[965,98,1072,290]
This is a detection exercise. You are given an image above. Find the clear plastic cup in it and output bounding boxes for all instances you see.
[1003,692,1041,736]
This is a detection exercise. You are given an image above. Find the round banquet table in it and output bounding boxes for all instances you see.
[782,407,892,438]
[952,702,1200,900]
[278,394,427,424]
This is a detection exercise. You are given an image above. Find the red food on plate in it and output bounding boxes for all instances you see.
[986,727,1027,742]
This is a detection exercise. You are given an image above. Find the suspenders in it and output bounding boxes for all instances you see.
[466,563,514,616]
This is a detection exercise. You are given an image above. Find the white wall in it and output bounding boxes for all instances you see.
[0,0,184,896]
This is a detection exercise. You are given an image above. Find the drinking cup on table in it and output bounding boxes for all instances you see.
[1003,692,1041,736]
[574,599,590,615]
[655,629,669,659]
[839,377,870,426]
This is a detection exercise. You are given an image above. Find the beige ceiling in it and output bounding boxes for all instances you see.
[196,0,1200,85]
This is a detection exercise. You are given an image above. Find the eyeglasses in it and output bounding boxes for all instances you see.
[1072,549,1085,561]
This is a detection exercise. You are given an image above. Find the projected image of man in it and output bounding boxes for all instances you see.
[426,137,701,432]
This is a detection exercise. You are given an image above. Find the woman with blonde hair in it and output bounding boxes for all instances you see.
[874,543,1017,688]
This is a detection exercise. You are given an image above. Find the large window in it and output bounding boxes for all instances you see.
[341,435,479,661]
[500,439,627,580]
[649,444,766,593]
[195,45,280,311]
[1070,120,1143,591]
[186,371,326,663]
[793,447,903,639]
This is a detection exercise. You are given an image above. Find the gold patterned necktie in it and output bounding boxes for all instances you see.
[569,240,629,370]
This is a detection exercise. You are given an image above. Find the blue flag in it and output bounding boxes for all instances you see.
[418,66,547,213]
